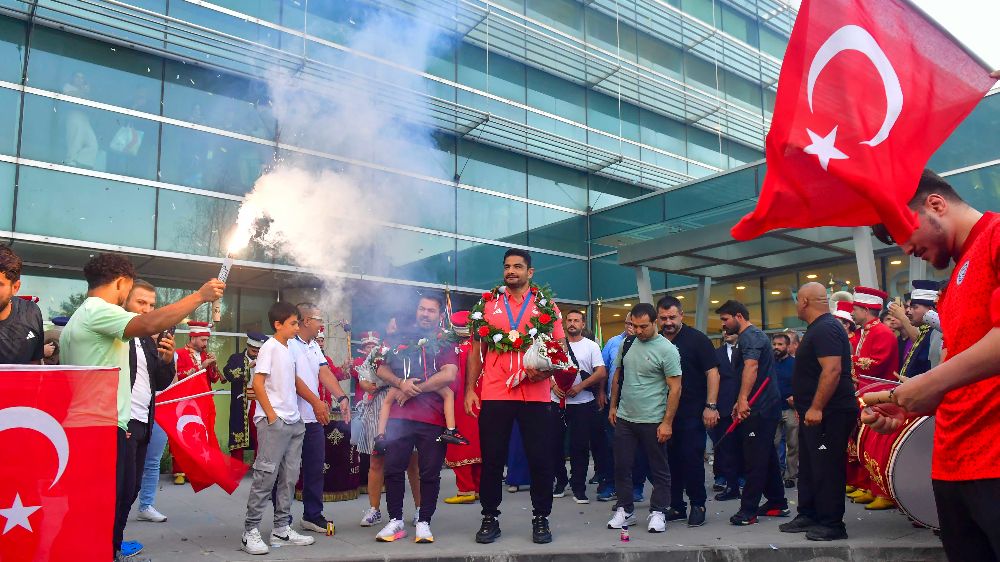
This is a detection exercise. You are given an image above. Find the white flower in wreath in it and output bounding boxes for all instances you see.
[538,298,547,306]
[508,329,520,342]
[417,338,428,346]
[379,346,389,354]
[492,333,504,344]
[498,285,507,293]
[528,327,538,337]
[471,311,483,320]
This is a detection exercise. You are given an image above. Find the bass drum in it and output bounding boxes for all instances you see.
[858,415,938,530]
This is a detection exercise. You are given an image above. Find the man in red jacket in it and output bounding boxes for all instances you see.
[173,320,221,484]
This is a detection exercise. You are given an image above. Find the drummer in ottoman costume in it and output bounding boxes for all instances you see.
[896,281,941,380]
[444,311,482,504]
[173,320,222,484]
[846,287,898,509]
[223,331,268,460]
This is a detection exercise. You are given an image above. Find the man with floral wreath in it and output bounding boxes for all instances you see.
[465,248,567,545]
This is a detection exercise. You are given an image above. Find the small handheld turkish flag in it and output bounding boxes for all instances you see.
[0,366,118,562]
[731,0,997,244]
[155,377,247,494]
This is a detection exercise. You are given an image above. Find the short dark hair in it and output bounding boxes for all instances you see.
[418,293,444,311]
[565,309,585,320]
[268,301,300,329]
[503,248,532,269]
[0,245,22,283]
[772,333,790,345]
[715,299,750,321]
[873,169,964,245]
[629,303,656,322]
[656,295,682,313]
[83,253,136,289]
[296,302,319,316]
[130,279,156,294]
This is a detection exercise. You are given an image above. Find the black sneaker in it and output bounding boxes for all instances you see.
[373,434,388,456]
[475,516,501,544]
[712,483,726,492]
[665,507,687,522]
[757,501,791,517]
[552,483,567,498]
[572,491,589,504]
[531,516,552,544]
[806,524,848,541]
[779,514,818,533]
[687,505,706,527]
[784,478,796,489]
[588,475,600,485]
[437,428,470,445]
[730,511,758,526]
[714,488,740,501]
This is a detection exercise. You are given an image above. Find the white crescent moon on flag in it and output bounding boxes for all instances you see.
[0,407,69,489]
[177,414,206,434]
[807,24,903,147]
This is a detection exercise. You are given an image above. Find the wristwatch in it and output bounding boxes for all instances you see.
[337,395,349,404]
[705,403,718,411]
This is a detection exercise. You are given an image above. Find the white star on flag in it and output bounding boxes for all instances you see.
[0,493,41,534]
[804,126,849,171]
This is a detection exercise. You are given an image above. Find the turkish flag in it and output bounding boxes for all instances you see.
[155,377,247,494]
[0,365,118,562]
[731,0,996,243]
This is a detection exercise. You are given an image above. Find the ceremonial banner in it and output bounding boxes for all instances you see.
[731,0,996,244]
[0,365,118,562]
[155,377,247,494]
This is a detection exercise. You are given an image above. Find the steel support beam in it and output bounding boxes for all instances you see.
[853,227,879,288]
[695,276,712,333]
[634,266,653,305]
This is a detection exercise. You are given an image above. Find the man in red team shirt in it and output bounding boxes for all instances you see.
[865,169,1000,561]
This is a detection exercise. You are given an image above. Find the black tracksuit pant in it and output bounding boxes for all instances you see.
[551,400,598,497]
[479,400,555,518]
[737,413,785,515]
[796,408,857,529]
[934,478,1000,561]
[667,415,708,510]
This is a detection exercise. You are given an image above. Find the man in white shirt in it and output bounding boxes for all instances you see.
[288,303,351,534]
[551,310,608,504]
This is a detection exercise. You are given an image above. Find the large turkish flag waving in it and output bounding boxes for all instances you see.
[0,365,118,562]
[155,377,247,494]
[731,0,996,244]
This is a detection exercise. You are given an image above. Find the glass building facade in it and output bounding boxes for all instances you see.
[1,0,995,352]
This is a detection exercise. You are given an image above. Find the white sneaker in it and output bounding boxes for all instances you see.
[647,511,666,533]
[411,508,420,526]
[270,525,315,547]
[414,521,434,543]
[607,507,637,529]
[360,507,383,527]
[136,506,167,523]
[376,519,407,542]
[241,528,269,555]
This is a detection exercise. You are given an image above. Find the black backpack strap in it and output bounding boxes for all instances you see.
[614,336,636,408]
[565,340,590,380]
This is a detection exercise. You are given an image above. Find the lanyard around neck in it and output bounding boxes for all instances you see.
[503,291,533,331]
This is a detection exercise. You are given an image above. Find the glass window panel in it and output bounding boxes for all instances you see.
[664,165,758,222]
[20,94,160,179]
[528,205,587,255]
[526,0,583,38]
[587,89,640,141]
[239,288,278,334]
[163,61,275,139]
[760,27,788,60]
[456,140,527,196]
[720,4,758,48]
[26,26,162,110]
[527,158,587,211]
[531,253,587,302]
[682,0,716,24]
[154,279,237,333]
[0,88,18,156]
[305,1,379,47]
[700,279,762,335]
[167,1,282,49]
[369,170,456,233]
[0,16,25,82]
[19,269,89,321]
[585,8,638,62]
[526,67,586,141]
[591,254,634,300]
[457,190,527,244]
[589,176,646,211]
[156,190,239,258]
[457,44,526,122]
[15,166,155,248]
[946,163,1000,215]
[763,272,801,330]
[159,124,274,195]
[589,194,665,239]
[683,52,719,94]
[457,240,506,290]
[722,71,763,114]
[0,162,12,230]
[637,34,683,80]
[33,1,168,54]
[687,126,726,169]
[361,228,455,285]
[929,93,1000,173]
[639,109,687,157]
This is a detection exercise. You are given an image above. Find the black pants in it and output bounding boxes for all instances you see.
[300,422,326,522]
[115,421,150,553]
[933,478,1000,562]
[709,414,742,489]
[480,400,554,518]
[384,419,446,523]
[667,415,708,509]
[552,401,597,496]
[737,414,784,514]
[613,418,670,514]
[796,408,857,528]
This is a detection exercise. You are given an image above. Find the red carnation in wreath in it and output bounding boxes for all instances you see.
[477,326,490,338]
[482,292,493,302]
[538,313,552,324]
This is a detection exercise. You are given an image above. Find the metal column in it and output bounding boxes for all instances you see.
[634,266,653,305]
[908,254,927,284]
[853,227,879,288]
[695,276,712,333]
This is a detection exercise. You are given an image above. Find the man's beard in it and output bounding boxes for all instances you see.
[773,350,787,359]
[0,297,10,315]
[566,327,580,336]
[504,276,526,289]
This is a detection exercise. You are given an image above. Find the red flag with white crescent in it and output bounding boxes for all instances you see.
[155,378,247,494]
[0,365,118,562]
[731,0,996,244]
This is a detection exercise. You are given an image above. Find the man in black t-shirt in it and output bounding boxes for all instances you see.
[0,246,44,364]
[657,296,720,527]
[716,300,786,526]
[779,283,859,541]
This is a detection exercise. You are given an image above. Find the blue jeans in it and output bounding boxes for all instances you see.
[139,422,168,509]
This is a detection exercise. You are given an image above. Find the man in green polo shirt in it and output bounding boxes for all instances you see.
[60,253,225,562]
[606,303,682,535]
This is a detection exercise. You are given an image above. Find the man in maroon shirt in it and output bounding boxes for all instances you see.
[866,168,1000,561]
[374,295,458,544]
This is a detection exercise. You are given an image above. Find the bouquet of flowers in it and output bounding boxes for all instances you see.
[523,335,578,405]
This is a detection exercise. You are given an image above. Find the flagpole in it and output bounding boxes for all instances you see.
[156,390,218,406]
[158,368,208,394]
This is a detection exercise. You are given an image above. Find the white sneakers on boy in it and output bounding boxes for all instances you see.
[607,507,637,529]
[270,525,315,547]
[241,528,269,555]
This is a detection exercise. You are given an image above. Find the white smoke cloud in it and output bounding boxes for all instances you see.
[231,12,445,318]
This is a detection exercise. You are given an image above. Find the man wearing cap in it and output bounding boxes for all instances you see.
[444,311,483,505]
[173,320,222,485]
[892,281,940,380]
[224,331,267,460]
[850,287,899,382]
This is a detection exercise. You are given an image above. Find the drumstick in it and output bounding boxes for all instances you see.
[860,389,895,407]
[858,374,901,386]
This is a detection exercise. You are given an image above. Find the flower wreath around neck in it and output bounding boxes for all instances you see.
[468,282,558,353]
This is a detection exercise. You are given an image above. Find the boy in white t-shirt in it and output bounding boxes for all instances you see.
[241,302,315,555]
